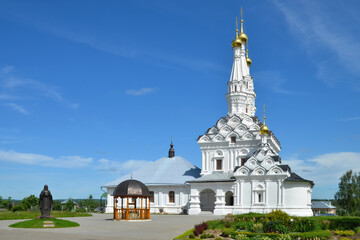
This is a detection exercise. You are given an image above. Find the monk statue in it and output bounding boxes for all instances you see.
[39,185,53,218]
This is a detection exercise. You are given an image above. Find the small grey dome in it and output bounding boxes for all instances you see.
[112,179,151,197]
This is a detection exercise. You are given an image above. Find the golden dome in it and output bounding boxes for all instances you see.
[246,56,252,66]
[259,124,269,135]
[232,34,242,48]
[259,104,269,135]
[239,32,248,43]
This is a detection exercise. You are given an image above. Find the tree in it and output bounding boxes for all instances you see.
[22,195,39,210]
[0,196,12,210]
[65,199,75,211]
[334,170,360,215]
[79,195,98,212]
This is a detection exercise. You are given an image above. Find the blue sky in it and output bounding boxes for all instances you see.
[0,0,359,200]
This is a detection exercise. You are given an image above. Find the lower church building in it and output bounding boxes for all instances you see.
[102,11,314,216]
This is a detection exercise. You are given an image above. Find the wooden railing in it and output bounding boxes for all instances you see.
[114,208,150,220]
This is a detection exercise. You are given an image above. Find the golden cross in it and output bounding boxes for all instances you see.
[263,104,266,122]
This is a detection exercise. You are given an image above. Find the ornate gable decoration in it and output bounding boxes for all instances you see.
[251,166,266,175]
[267,166,284,175]
[234,166,250,176]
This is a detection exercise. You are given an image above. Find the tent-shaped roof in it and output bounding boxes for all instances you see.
[103,156,201,187]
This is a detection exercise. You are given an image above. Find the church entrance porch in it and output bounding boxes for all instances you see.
[200,189,216,213]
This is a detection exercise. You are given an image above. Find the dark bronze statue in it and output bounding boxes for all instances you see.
[39,185,53,218]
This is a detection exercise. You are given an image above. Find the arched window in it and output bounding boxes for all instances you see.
[225,191,234,206]
[169,191,175,203]
[235,85,237,92]
[149,191,154,203]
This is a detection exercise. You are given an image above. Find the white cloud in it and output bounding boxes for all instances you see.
[126,88,158,96]
[272,0,360,90]
[96,158,150,173]
[3,103,29,115]
[0,66,79,110]
[285,152,360,186]
[339,117,360,122]
[0,149,93,168]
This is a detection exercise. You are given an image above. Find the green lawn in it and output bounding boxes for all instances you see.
[9,218,79,228]
[0,211,92,220]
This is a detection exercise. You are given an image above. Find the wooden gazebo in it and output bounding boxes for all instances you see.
[112,179,151,220]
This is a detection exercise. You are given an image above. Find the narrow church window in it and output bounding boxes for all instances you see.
[150,191,154,203]
[169,191,175,203]
[231,136,236,143]
[235,85,237,92]
[216,159,222,170]
[258,193,262,203]
[247,82,248,88]
[246,107,248,113]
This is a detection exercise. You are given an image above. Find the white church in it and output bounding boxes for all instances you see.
[103,12,314,217]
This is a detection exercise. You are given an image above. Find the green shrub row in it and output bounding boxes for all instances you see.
[221,230,332,240]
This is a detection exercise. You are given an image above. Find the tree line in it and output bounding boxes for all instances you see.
[0,194,100,212]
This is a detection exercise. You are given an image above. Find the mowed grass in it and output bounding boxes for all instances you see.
[9,218,80,228]
[0,211,92,220]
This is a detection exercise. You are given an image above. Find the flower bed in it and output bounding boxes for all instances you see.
[174,210,360,240]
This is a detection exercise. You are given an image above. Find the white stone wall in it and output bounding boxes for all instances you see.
[188,177,313,216]
[105,185,190,214]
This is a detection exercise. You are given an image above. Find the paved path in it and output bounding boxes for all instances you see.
[0,213,223,240]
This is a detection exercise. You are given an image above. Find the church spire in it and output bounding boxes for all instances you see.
[168,137,175,158]
[239,7,248,44]
[226,7,256,117]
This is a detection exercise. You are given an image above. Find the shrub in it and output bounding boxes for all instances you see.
[194,223,205,236]
[339,238,352,240]
[224,221,231,228]
[199,233,214,239]
[355,226,360,233]
[334,230,355,236]
[188,233,195,239]
[277,234,291,240]
[202,222,208,230]
[326,217,360,230]
[321,220,331,230]
[235,234,250,240]
[265,210,290,226]
[251,236,272,240]
[291,218,315,232]
[207,219,224,229]
[290,230,332,240]
[221,228,236,238]
[253,223,264,233]
[11,205,26,212]
[264,221,289,234]
[214,237,222,240]
[200,234,207,239]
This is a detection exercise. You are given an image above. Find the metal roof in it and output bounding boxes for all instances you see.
[112,179,151,197]
[187,172,235,183]
[312,201,336,209]
[103,156,201,187]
